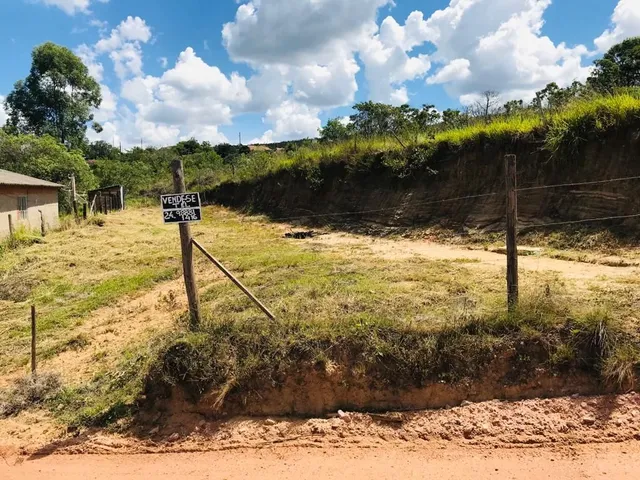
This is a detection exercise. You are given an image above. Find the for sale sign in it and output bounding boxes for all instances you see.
[161,193,202,224]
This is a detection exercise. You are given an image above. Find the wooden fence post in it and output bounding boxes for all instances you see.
[31,305,37,375]
[172,159,201,328]
[8,214,13,237]
[39,210,46,236]
[71,174,78,218]
[505,154,519,310]
[103,196,108,215]
[83,203,87,220]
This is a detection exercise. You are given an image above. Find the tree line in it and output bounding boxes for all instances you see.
[1,37,639,205]
[320,37,640,142]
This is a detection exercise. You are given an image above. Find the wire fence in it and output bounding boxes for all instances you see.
[259,171,640,229]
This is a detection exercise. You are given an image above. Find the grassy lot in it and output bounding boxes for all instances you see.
[1,206,639,426]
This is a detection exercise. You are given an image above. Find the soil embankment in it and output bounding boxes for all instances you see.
[206,126,640,231]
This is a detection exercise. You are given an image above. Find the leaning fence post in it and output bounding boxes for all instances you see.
[31,305,37,375]
[8,214,13,238]
[505,154,519,310]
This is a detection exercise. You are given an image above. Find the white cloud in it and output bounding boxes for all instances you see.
[204,40,210,51]
[95,16,152,53]
[223,0,392,66]
[180,126,228,145]
[76,43,104,82]
[0,95,7,127]
[92,84,117,123]
[96,48,251,148]
[34,0,91,15]
[594,0,640,53]
[159,57,168,69]
[110,42,144,79]
[427,58,471,84]
[251,100,321,144]
[419,0,591,102]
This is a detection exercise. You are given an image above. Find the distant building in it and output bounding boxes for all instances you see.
[0,169,62,238]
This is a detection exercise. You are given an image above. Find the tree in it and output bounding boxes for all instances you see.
[441,109,468,129]
[84,140,120,160]
[470,90,501,120]
[3,42,102,148]
[319,118,352,142]
[588,37,640,92]
[503,100,525,116]
[0,131,96,212]
[214,143,250,159]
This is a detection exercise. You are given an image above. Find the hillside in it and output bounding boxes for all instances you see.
[207,94,640,233]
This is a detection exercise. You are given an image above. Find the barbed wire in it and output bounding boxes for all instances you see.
[519,213,640,230]
[517,175,640,192]
[266,192,500,222]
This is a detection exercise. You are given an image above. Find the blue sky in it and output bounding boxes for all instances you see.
[0,0,638,148]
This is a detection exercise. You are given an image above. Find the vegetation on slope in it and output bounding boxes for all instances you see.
[1,207,637,426]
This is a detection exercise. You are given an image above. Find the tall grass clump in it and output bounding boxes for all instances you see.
[545,93,640,155]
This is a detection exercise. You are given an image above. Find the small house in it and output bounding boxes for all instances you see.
[0,169,62,238]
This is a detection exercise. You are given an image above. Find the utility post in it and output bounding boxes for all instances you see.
[505,154,519,311]
[171,159,201,328]
[71,174,78,218]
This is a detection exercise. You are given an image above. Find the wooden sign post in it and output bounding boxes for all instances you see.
[505,154,519,310]
[167,160,201,329]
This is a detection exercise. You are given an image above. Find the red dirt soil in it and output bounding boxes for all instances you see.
[2,393,640,479]
[3,443,640,480]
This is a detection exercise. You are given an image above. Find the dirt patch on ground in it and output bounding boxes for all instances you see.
[0,279,187,390]
[309,233,639,282]
[4,442,640,480]
[5,392,639,458]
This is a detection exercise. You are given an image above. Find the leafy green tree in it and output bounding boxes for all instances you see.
[0,131,96,211]
[3,42,102,148]
[441,109,468,129]
[84,140,120,160]
[588,37,640,92]
[213,143,250,159]
[319,118,352,142]
[174,138,214,156]
[503,100,525,115]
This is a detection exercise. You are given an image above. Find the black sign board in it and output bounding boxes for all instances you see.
[161,193,202,224]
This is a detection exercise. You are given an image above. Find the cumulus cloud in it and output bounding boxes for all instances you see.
[34,0,91,15]
[75,43,104,82]
[224,0,435,140]
[223,0,391,66]
[100,48,249,147]
[427,58,471,84]
[419,0,591,102]
[250,101,321,144]
[358,12,435,104]
[0,95,7,127]
[594,0,640,53]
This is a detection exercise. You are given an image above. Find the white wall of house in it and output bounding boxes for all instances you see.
[0,186,59,237]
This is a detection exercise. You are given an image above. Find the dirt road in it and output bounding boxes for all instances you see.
[3,442,640,479]
[310,232,637,281]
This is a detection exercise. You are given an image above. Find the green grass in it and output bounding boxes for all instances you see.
[56,293,638,428]
[1,206,639,428]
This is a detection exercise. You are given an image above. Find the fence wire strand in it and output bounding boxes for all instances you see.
[267,192,500,222]
[519,213,640,230]
[517,175,640,192]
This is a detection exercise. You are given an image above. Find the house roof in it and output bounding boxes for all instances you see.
[0,169,63,188]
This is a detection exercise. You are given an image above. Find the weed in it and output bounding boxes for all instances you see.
[602,344,640,389]
[0,373,62,417]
